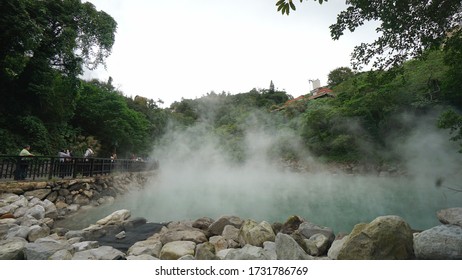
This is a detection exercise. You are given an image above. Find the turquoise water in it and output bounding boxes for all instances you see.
[59,171,462,233]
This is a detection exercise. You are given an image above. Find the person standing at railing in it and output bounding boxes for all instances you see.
[58,149,71,178]
[83,146,94,176]
[15,145,34,180]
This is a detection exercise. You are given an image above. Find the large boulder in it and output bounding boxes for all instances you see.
[413,225,462,259]
[337,216,414,260]
[238,219,275,247]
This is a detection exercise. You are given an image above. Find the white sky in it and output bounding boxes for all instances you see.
[84,0,378,107]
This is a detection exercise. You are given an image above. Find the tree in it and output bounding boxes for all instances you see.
[276,0,462,70]
[327,67,354,88]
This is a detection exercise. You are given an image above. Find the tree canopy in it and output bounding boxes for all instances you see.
[276,0,462,70]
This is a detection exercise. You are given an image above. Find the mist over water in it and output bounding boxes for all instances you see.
[66,112,462,233]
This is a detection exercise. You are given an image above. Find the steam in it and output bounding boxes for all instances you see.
[68,109,462,233]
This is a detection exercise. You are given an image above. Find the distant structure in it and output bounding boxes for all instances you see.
[308,79,321,91]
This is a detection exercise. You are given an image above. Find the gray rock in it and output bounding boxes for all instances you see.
[72,241,99,252]
[160,230,207,244]
[25,205,46,220]
[7,225,31,239]
[209,235,228,253]
[437,208,462,227]
[414,225,462,259]
[224,244,275,260]
[127,239,162,258]
[238,220,275,247]
[73,194,90,205]
[24,189,51,200]
[222,225,239,242]
[192,217,215,230]
[160,241,196,260]
[275,233,313,260]
[72,246,125,260]
[0,237,27,260]
[327,237,347,260]
[115,231,126,239]
[195,242,219,260]
[208,216,243,236]
[49,249,73,260]
[24,237,72,260]
[297,221,335,243]
[309,233,330,255]
[263,241,277,260]
[127,254,159,260]
[96,209,131,226]
[27,224,51,242]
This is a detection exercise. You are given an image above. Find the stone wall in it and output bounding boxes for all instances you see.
[0,171,154,219]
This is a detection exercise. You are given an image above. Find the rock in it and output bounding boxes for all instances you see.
[413,225,462,259]
[238,220,275,247]
[45,191,58,203]
[297,221,335,243]
[222,225,239,243]
[195,242,219,260]
[73,194,90,205]
[192,217,214,230]
[72,241,100,252]
[25,205,45,220]
[0,237,27,259]
[126,254,158,260]
[96,209,131,226]
[115,231,126,239]
[160,241,196,260]
[280,215,305,234]
[209,235,228,253]
[160,230,207,244]
[337,215,414,260]
[437,208,462,227]
[7,225,31,239]
[262,241,278,260]
[309,233,330,256]
[327,237,347,260]
[49,249,73,260]
[24,237,73,260]
[208,216,243,236]
[24,189,51,200]
[224,244,275,260]
[0,213,15,219]
[27,224,51,242]
[127,239,162,258]
[275,233,313,260]
[72,246,126,260]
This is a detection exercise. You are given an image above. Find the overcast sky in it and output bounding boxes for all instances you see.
[84,0,378,107]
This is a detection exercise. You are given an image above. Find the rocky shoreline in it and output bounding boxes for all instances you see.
[1,174,461,260]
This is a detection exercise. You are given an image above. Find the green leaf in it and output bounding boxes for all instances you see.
[276,0,286,6]
[289,1,296,10]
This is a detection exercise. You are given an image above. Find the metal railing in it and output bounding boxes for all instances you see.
[0,155,159,181]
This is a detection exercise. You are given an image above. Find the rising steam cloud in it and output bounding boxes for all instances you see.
[72,109,462,233]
